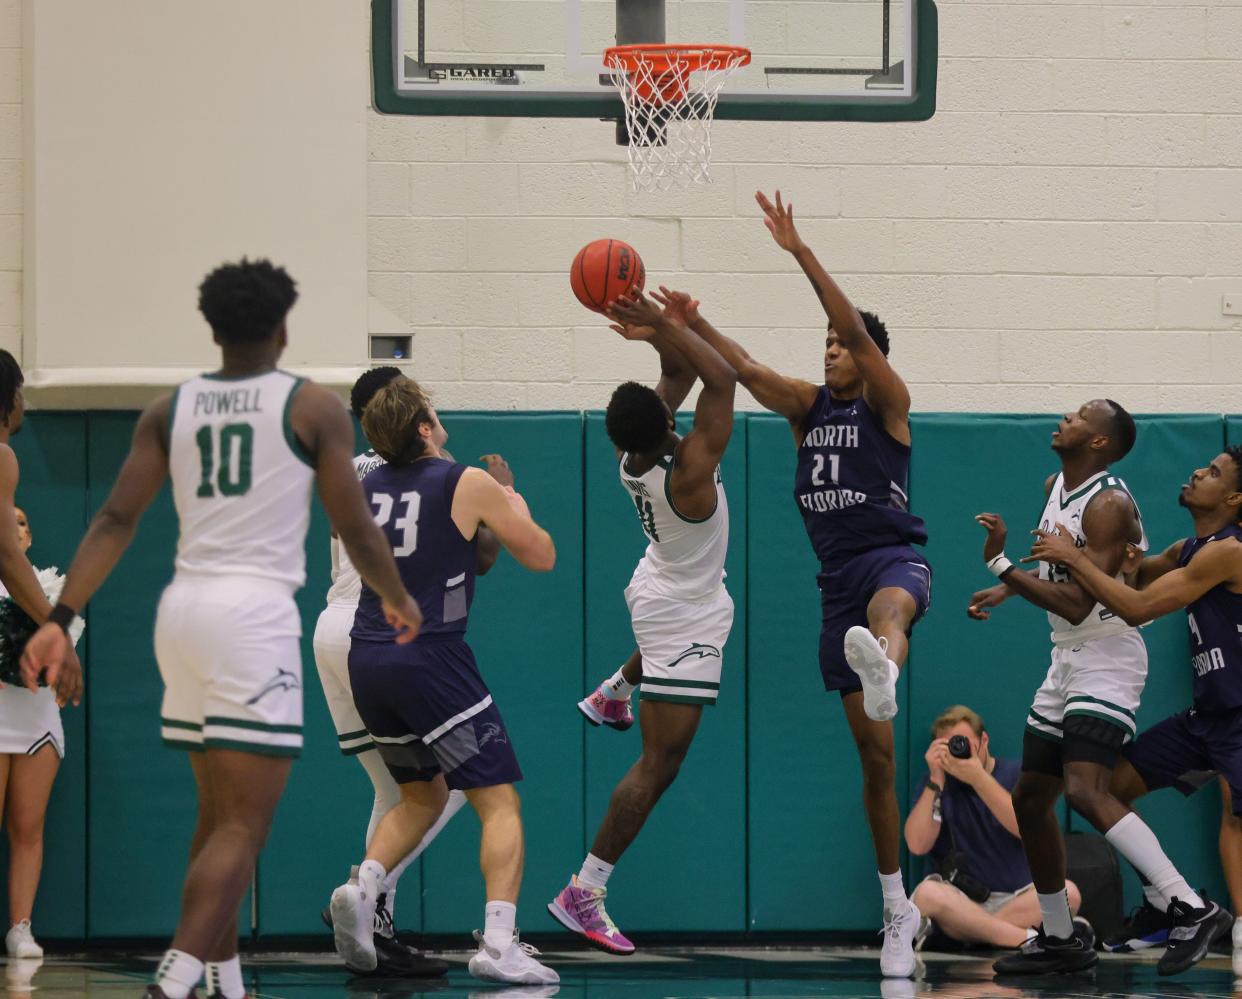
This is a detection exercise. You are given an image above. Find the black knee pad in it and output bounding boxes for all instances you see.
[1062,714,1127,768]
[1022,730,1063,778]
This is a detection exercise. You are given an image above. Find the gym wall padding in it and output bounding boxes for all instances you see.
[9,410,1238,940]
[583,413,749,933]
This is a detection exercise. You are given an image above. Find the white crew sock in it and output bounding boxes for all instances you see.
[154,949,204,999]
[603,667,637,701]
[1106,812,1204,909]
[578,853,615,890]
[1142,880,1169,913]
[1037,890,1075,939]
[878,870,910,914]
[384,789,468,899]
[204,956,245,999]
[483,900,517,952]
[358,859,388,907]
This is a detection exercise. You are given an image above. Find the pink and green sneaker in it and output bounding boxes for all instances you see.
[547,876,635,955]
[577,686,634,731]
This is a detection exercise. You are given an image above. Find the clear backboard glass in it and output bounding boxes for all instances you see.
[372,0,936,121]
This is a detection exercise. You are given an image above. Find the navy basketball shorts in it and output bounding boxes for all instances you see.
[1124,707,1242,815]
[817,545,933,695]
[347,637,523,790]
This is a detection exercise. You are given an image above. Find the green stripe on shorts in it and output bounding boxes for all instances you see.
[639,676,721,690]
[204,716,303,735]
[1065,695,1136,721]
[203,737,302,758]
[641,691,718,706]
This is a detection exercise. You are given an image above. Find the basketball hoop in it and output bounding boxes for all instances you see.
[604,44,751,193]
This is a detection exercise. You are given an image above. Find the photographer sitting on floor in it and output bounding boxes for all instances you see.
[906,705,1084,949]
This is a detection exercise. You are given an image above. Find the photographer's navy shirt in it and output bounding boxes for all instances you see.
[914,757,1032,894]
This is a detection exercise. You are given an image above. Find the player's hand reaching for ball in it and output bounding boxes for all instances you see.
[756,190,806,255]
[480,454,514,489]
[383,595,423,645]
[974,512,1008,561]
[607,291,664,341]
[650,286,701,327]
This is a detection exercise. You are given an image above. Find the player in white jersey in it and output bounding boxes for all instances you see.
[20,260,422,999]
[549,288,736,954]
[969,399,1208,977]
[313,366,510,976]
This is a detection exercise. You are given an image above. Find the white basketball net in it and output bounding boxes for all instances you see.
[605,46,750,193]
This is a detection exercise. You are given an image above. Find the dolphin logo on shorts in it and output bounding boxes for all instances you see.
[246,668,301,705]
[667,643,722,669]
[478,721,507,748]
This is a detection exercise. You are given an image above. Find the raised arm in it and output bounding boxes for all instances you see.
[756,190,910,425]
[293,382,422,641]
[661,286,818,431]
[19,396,173,696]
[1029,528,1241,627]
[452,467,555,572]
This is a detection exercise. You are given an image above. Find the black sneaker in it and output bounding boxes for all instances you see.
[994,924,1098,976]
[1157,898,1234,976]
[372,933,450,978]
[1103,899,1173,952]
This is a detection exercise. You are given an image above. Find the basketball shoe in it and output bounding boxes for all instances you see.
[468,929,559,985]
[578,686,634,730]
[844,626,900,721]
[548,876,635,954]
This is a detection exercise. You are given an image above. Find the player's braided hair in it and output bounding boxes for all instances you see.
[0,349,23,425]
[605,381,669,456]
[351,366,401,420]
[361,375,434,464]
[197,258,298,344]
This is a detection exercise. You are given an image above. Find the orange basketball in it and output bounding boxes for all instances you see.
[570,239,646,314]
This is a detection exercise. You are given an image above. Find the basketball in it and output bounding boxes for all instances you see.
[570,239,646,314]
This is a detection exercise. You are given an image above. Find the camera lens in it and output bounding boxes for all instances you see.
[948,735,972,759]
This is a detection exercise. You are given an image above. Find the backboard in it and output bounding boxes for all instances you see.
[372,0,936,122]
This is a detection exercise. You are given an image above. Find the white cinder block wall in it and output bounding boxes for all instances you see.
[5,1,1242,412]
[373,1,1242,413]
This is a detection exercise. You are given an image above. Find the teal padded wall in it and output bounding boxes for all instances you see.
[416,414,585,936]
[745,414,910,931]
[0,414,88,937]
[582,413,748,933]
[84,413,199,937]
[17,411,1240,938]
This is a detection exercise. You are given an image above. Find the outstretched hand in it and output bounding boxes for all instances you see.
[650,286,701,327]
[755,190,805,254]
[607,290,664,341]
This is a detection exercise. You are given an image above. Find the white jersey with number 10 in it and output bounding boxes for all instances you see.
[168,370,314,590]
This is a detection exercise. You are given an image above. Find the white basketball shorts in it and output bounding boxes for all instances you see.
[1027,630,1147,744]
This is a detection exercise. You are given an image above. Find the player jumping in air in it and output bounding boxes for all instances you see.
[549,288,736,954]
[20,260,423,999]
[1027,446,1242,974]
[684,191,932,977]
[972,400,1217,977]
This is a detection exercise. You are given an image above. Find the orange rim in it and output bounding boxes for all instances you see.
[604,44,751,104]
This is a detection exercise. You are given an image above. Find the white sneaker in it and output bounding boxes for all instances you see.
[469,929,560,985]
[5,920,42,959]
[330,881,378,972]
[880,900,920,978]
[1233,915,1242,949]
[844,626,900,722]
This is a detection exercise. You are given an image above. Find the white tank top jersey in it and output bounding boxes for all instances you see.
[324,450,387,607]
[620,450,729,601]
[1037,470,1149,646]
[169,370,315,590]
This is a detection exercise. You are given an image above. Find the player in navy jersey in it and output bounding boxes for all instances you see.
[683,190,930,977]
[1028,445,1242,974]
[326,376,560,987]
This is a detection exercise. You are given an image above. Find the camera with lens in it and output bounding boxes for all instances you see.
[948,734,973,759]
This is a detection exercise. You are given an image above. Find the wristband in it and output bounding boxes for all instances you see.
[926,780,942,793]
[987,553,1016,579]
[46,603,77,635]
